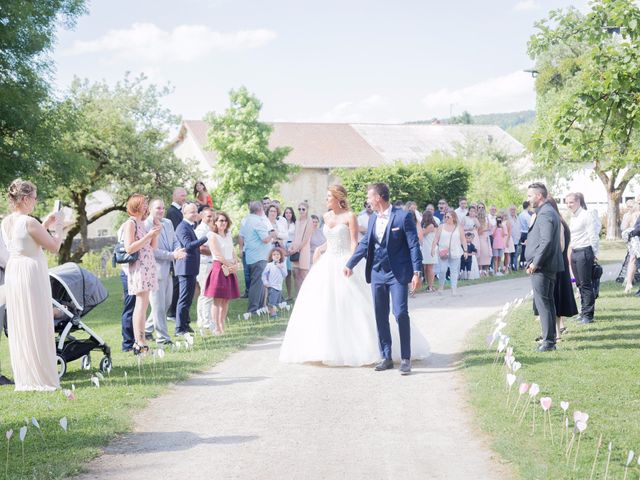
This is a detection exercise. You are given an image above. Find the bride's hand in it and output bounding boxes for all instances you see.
[343,267,353,278]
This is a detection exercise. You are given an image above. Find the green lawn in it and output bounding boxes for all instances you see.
[0,275,289,480]
[463,281,640,479]
[597,240,627,265]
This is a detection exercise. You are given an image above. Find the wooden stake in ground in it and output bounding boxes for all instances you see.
[506,374,516,407]
[5,429,12,478]
[623,450,634,480]
[589,433,603,480]
[560,401,569,446]
[604,442,612,480]
[512,383,529,416]
[540,397,552,441]
[573,421,588,471]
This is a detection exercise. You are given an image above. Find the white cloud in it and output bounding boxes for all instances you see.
[312,94,401,123]
[513,0,540,11]
[421,70,535,118]
[63,23,277,63]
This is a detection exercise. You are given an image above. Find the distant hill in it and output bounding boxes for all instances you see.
[407,110,535,130]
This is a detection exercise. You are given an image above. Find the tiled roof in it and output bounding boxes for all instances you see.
[178,120,525,169]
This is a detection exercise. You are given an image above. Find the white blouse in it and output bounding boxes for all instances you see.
[208,232,235,262]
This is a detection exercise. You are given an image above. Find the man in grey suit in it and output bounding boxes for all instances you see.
[145,198,186,345]
[525,182,564,352]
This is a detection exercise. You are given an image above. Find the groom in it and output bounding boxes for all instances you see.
[344,183,422,375]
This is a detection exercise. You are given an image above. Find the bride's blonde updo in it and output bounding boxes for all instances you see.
[328,184,349,210]
[7,179,36,209]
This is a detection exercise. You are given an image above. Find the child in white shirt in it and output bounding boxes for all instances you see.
[261,248,288,317]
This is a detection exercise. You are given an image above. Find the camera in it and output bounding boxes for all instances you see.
[54,200,63,212]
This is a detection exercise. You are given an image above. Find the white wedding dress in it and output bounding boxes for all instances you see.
[279,223,430,366]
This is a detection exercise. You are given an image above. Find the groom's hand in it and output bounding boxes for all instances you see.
[410,272,422,293]
[343,267,353,278]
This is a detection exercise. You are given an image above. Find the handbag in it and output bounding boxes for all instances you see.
[112,219,139,267]
[289,220,309,262]
[439,227,454,260]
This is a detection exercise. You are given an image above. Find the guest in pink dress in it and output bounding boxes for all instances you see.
[204,211,240,334]
[123,194,161,354]
[491,215,509,276]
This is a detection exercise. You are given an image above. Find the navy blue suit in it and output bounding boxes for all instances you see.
[174,220,208,334]
[346,207,423,360]
[166,204,183,317]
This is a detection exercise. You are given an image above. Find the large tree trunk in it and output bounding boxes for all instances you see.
[606,190,621,240]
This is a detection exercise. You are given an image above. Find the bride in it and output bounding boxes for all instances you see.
[279,185,430,367]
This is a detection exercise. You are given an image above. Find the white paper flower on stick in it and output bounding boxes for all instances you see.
[59,417,68,432]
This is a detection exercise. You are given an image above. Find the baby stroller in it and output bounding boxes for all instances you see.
[51,263,111,378]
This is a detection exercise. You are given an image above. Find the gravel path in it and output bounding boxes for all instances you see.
[76,275,542,480]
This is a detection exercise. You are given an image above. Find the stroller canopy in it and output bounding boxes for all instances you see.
[50,263,108,316]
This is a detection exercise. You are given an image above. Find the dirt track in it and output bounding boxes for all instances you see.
[76,276,544,480]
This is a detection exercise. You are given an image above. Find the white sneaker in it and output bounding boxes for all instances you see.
[496,272,504,276]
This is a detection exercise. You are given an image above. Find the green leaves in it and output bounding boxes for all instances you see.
[530,0,640,237]
[205,87,296,206]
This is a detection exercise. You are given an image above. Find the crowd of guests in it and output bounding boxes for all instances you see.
[0,176,609,390]
[117,185,329,355]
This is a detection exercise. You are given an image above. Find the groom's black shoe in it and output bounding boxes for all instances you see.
[374,359,394,371]
[399,359,411,375]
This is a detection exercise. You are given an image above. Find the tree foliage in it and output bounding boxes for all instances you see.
[0,0,87,188]
[334,156,471,211]
[51,75,196,263]
[205,87,296,206]
[528,0,640,238]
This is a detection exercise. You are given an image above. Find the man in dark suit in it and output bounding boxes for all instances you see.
[166,187,187,319]
[174,202,208,336]
[345,182,423,375]
[525,182,564,352]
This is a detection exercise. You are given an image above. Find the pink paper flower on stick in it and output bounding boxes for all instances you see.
[540,397,552,411]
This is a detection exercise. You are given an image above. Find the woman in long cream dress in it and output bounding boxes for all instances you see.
[0,180,64,391]
[288,202,315,294]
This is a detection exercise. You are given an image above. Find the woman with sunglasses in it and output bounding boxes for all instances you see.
[289,202,314,294]
[431,210,468,296]
[204,211,239,334]
[476,203,492,277]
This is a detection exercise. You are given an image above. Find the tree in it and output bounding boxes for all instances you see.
[450,110,474,125]
[51,75,196,263]
[0,0,87,188]
[334,157,471,211]
[528,0,640,239]
[205,87,296,206]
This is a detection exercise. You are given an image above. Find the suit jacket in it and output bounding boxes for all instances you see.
[145,217,179,279]
[167,205,183,230]
[346,206,422,284]
[175,220,208,276]
[525,201,564,273]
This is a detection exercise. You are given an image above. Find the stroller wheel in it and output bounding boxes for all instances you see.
[99,356,112,374]
[56,355,67,379]
[80,354,91,371]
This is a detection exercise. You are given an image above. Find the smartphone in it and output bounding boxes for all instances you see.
[54,200,62,212]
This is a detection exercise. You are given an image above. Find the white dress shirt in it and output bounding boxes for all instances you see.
[375,206,392,243]
[569,207,599,256]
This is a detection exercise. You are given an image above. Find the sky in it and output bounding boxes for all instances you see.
[51,0,589,124]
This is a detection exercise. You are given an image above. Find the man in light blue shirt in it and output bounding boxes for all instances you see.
[517,201,532,269]
[240,201,276,312]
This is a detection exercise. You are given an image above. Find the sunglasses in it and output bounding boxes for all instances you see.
[298,208,306,212]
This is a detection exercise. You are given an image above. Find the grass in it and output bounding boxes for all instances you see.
[462,281,640,480]
[597,240,627,264]
[0,275,289,480]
